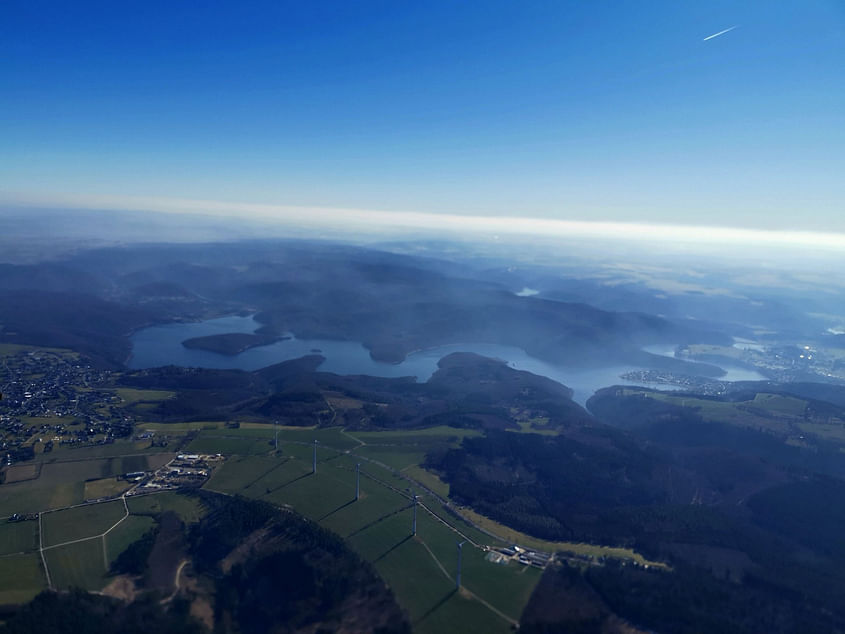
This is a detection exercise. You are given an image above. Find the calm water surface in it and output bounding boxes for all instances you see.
[132,316,747,405]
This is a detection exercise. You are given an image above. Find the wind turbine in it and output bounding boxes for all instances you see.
[456,541,466,590]
[355,463,361,501]
[412,494,418,536]
[312,439,317,474]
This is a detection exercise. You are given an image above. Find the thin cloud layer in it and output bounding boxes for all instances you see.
[3,190,844,253]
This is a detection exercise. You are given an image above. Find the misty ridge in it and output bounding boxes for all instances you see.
[1,206,841,365]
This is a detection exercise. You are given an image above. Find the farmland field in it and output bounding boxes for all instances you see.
[0,492,206,602]
[0,521,38,555]
[2,463,40,483]
[799,422,845,442]
[0,451,174,517]
[35,441,174,462]
[272,425,362,450]
[105,515,155,566]
[205,434,540,633]
[113,388,176,404]
[84,477,132,500]
[749,392,808,416]
[350,444,428,471]
[403,465,450,497]
[0,343,74,357]
[126,491,208,524]
[185,433,274,456]
[184,425,363,455]
[625,390,794,432]
[0,481,84,518]
[350,425,483,441]
[0,554,47,605]
[41,500,126,547]
[0,414,666,632]
[138,421,223,432]
[44,539,107,591]
[30,458,114,484]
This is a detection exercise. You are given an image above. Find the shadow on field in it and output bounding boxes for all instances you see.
[414,589,456,627]
[374,535,411,562]
[318,499,355,521]
[242,459,288,491]
[347,504,411,538]
[321,452,344,464]
[263,471,311,496]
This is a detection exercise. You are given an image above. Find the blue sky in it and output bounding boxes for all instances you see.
[2,1,844,233]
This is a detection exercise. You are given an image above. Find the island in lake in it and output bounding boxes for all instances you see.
[182,332,289,355]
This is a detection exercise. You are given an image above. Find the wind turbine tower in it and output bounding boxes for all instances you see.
[412,494,418,536]
[355,463,360,500]
[456,541,466,590]
[312,439,317,474]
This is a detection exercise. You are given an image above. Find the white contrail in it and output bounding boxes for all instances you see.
[702,25,738,41]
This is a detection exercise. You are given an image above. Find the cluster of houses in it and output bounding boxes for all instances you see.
[0,350,133,464]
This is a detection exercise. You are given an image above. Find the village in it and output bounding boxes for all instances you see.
[1,347,132,465]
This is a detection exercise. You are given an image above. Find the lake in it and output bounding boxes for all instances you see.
[130,315,745,405]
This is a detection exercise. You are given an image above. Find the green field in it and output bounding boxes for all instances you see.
[113,388,176,404]
[402,465,450,497]
[0,343,75,358]
[627,390,796,433]
[0,415,662,629]
[36,440,176,462]
[0,521,39,555]
[2,463,40,484]
[350,426,482,441]
[105,515,155,566]
[183,425,364,456]
[347,511,516,633]
[45,539,108,591]
[127,491,208,524]
[84,477,132,500]
[0,451,175,518]
[270,425,370,450]
[0,481,85,518]
[185,433,276,456]
[139,421,225,432]
[800,422,845,442]
[26,456,146,486]
[19,416,75,428]
[344,426,480,472]
[41,500,126,547]
[184,423,473,455]
[0,492,209,601]
[750,393,808,416]
[351,444,429,471]
[205,438,539,633]
[0,554,47,605]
